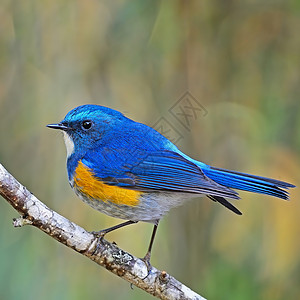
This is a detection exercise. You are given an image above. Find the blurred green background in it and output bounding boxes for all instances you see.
[0,0,299,299]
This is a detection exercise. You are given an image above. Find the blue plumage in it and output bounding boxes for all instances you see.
[48,104,295,217]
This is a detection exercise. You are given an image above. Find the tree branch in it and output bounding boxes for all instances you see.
[0,163,206,300]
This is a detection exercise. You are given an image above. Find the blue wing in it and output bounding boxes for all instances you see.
[82,149,240,200]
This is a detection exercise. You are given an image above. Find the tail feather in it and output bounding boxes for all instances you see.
[207,195,242,215]
[202,166,295,200]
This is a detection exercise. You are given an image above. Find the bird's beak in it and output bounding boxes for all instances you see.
[46,123,70,131]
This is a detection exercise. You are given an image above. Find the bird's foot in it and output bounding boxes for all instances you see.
[91,229,108,239]
[90,230,108,255]
[141,251,153,279]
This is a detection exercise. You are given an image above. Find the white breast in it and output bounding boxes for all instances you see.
[63,132,75,158]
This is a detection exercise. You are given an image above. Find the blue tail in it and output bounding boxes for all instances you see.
[202,166,295,200]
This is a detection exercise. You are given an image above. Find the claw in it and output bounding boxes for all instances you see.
[91,229,108,239]
[90,230,106,255]
[141,251,153,279]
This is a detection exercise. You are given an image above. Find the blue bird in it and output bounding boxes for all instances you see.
[47,104,295,264]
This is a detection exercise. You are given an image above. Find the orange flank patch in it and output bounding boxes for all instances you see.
[73,161,141,206]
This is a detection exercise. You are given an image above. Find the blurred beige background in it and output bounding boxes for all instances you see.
[0,1,299,299]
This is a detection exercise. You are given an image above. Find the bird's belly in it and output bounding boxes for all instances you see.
[73,183,198,222]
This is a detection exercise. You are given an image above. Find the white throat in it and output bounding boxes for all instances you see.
[63,132,75,158]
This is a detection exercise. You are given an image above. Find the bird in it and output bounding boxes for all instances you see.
[47,104,295,265]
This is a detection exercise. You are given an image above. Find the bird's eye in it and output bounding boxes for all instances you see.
[81,120,93,130]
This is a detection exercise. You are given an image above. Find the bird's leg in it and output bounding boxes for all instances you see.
[92,220,138,239]
[142,220,159,272]
[91,220,138,255]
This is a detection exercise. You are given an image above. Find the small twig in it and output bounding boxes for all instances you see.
[0,163,206,300]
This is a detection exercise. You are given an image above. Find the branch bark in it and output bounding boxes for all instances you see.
[0,163,206,300]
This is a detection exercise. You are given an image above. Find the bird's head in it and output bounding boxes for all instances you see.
[47,104,126,157]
